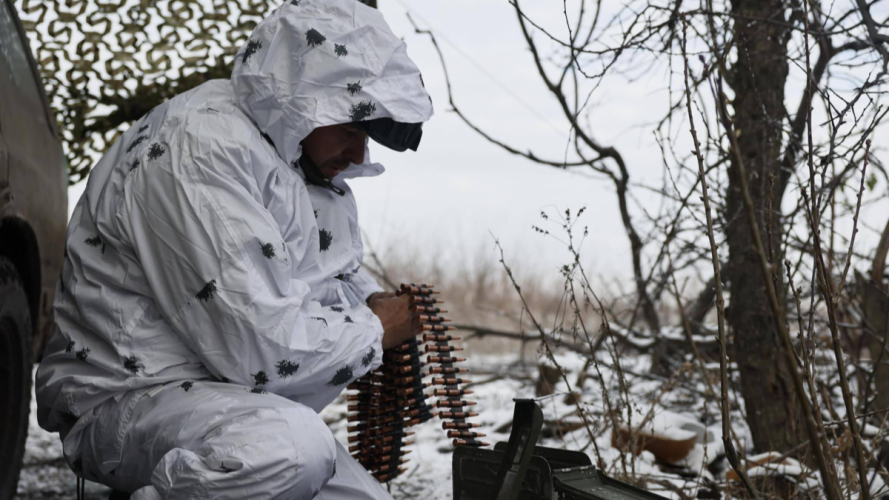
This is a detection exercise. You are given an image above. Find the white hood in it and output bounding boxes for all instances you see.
[231,0,434,179]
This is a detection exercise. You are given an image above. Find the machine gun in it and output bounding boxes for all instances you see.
[453,399,668,500]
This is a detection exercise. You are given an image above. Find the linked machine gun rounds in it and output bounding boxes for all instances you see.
[347,283,488,483]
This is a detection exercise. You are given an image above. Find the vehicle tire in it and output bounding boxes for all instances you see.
[0,256,32,500]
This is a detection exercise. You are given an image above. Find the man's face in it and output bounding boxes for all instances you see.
[301,123,368,179]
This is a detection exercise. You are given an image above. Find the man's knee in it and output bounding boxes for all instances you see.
[270,405,338,490]
[155,404,337,499]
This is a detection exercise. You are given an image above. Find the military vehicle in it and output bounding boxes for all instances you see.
[0,0,68,496]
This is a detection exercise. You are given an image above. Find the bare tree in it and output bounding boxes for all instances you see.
[414,0,888,495]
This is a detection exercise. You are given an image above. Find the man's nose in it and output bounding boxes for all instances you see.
[344,132,367,165]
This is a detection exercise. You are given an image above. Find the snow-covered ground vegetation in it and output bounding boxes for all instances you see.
[15,211,889,500]
[20,333,888,499]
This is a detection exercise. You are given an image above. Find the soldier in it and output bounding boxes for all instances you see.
[35,1,432,498]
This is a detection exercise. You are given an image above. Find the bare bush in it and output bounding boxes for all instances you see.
[408,0,889,497]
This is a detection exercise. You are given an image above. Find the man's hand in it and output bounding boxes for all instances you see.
[368,293,421,349]
[366,291,398,306]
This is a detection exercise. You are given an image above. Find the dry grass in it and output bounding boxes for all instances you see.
[363,239,603,355]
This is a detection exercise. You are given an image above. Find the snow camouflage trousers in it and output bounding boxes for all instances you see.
[64,381,393,499]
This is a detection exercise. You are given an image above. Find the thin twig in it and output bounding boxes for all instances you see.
[785,259,835,479]
[837,140,872,295]
[707,9,841,495]
[492,237,600,457]
[823,407,889,428]
[680,18,758,498]
[801,0,870,493]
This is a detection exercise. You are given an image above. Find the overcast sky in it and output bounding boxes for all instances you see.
[68,0,888,287]
[351,1,662,281]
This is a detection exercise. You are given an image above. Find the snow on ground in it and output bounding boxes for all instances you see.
[320,351,716,499]
[17,345,889,499]
[17,352,683,499]
[11,352,750,499]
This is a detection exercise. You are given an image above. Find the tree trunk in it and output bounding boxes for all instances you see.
[725,0,806,453]
[862,279,889,412]
[862,219,889,413]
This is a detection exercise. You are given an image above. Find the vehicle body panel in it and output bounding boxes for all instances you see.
[0,0,67,359]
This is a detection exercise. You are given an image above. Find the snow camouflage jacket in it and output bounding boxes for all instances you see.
[36,0,434,435]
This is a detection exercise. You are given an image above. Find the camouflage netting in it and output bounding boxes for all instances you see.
[16,0,376,184]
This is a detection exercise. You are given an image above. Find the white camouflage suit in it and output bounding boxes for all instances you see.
[35,1,433,498]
